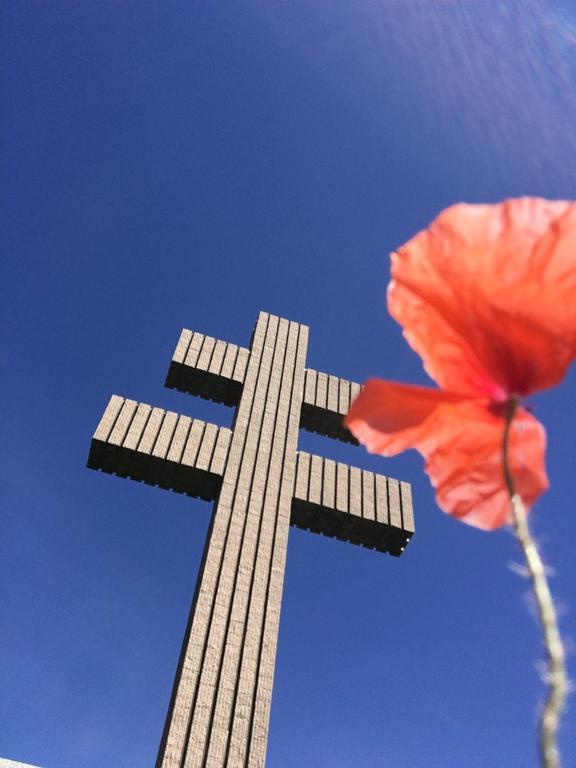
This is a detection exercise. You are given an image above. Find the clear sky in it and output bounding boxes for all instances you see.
[2,2,576,766]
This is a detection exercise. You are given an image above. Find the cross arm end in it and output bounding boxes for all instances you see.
[292,451,414,557]
[87,395,231,501]
[164,328,249,406]
[299,368,361,445]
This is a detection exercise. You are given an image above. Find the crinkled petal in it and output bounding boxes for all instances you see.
[422,401,548,529]
[347,386,548,530]
[390,197,576,398]
[344,379,467,455]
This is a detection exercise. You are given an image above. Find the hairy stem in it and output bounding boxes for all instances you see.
[503,399,567,768]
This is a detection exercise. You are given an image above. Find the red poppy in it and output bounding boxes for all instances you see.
[345,198,576,530]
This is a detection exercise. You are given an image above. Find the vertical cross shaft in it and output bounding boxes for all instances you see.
[158,312,308,767]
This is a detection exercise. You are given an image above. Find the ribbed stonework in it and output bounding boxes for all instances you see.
[87,311,414,768]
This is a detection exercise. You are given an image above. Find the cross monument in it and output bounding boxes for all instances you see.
[87,311,414,767]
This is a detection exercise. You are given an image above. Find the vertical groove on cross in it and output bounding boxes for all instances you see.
[157,312,308,768]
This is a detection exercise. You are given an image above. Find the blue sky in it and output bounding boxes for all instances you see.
[2,1,576,766]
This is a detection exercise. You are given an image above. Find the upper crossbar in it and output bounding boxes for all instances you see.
[165,328,361,443]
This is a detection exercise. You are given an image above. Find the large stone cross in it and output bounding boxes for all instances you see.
[87,311,414,768]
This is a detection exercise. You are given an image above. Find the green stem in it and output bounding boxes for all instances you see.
[503,399,567,768]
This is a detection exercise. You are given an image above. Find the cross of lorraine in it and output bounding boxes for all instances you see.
[87,310,415,767]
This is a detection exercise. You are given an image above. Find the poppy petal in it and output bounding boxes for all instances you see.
[344,378,467,455]
[347,387,548,530]
[419,401,546,530]
[390,197,576,398]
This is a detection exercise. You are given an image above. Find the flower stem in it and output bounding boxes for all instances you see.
[503,399,567,768]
